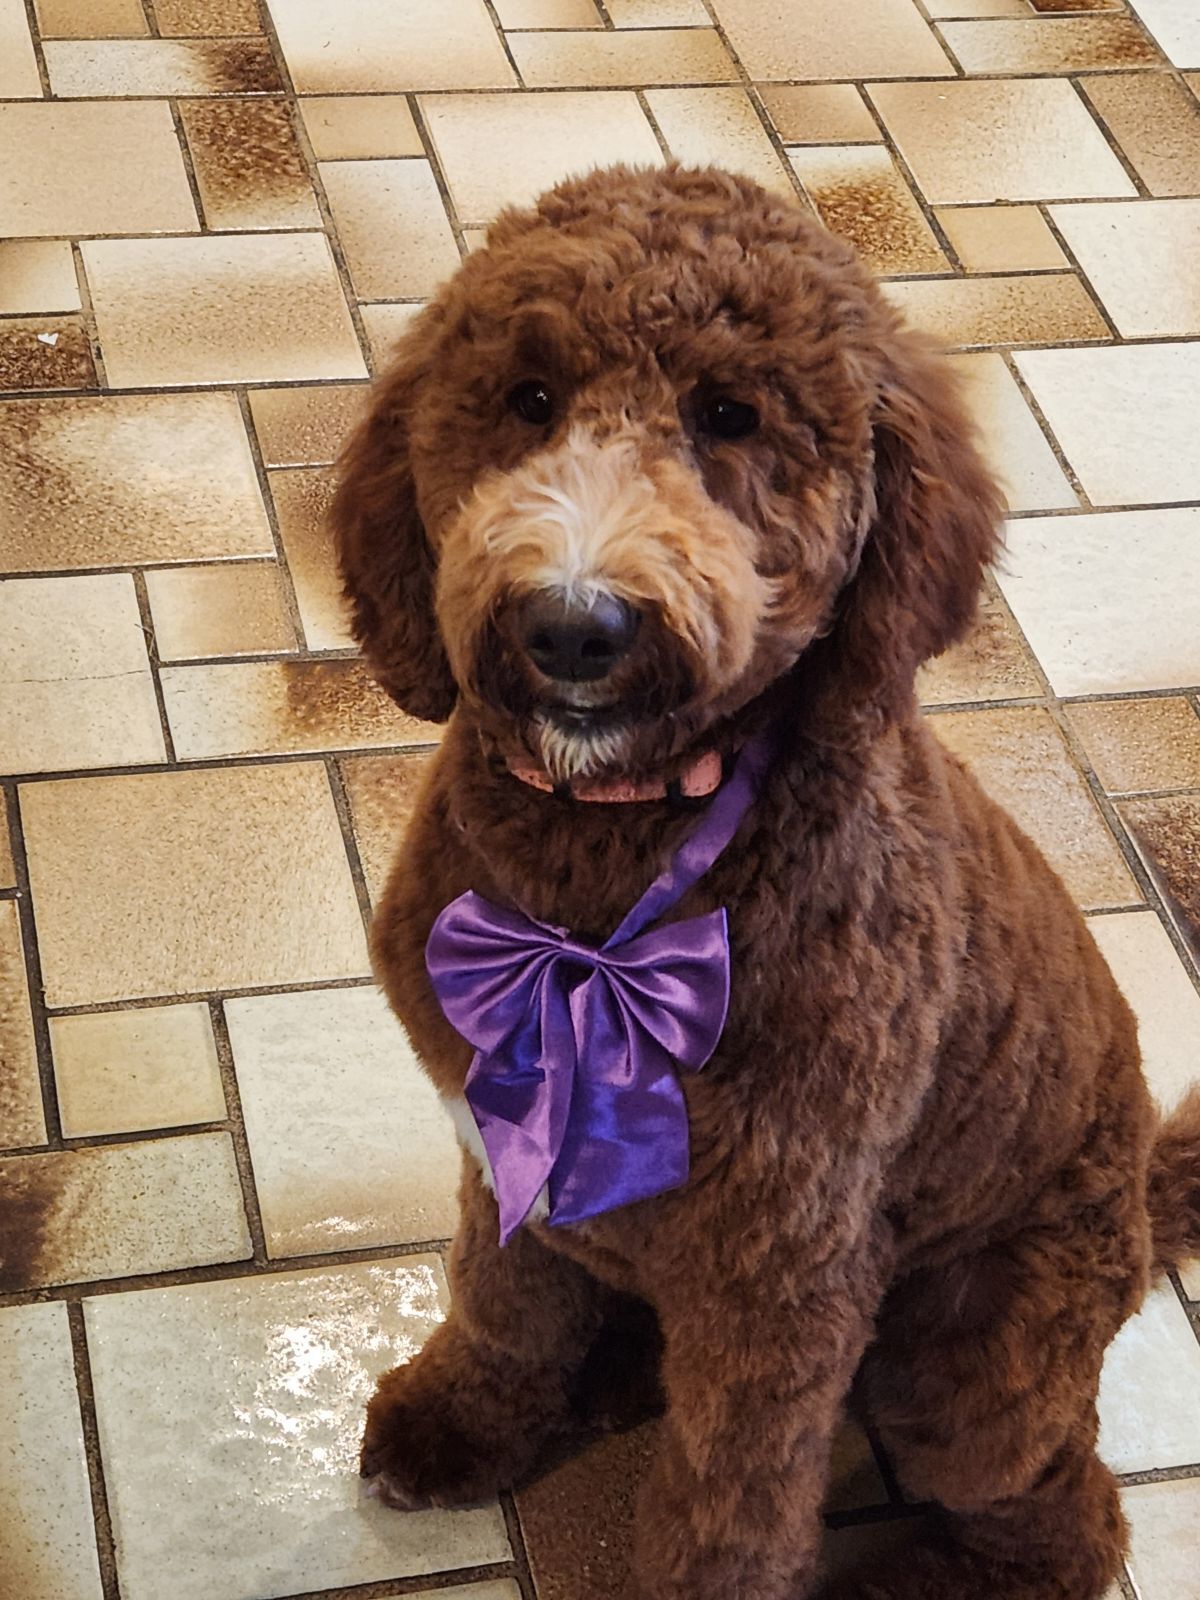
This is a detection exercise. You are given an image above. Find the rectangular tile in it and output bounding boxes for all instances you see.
[0,0,42,97]
[947,352,1077,512]
[1098,1282,1200,1472]
[320,159,460,300]
[0,318,97,394]
[43,38,281,96]
[35,0,149,36]
[247,382,366,467]
[790,146,947,275]
[883,274,1108,349]
[299,94,423,159]
[1123,1479,1200,1600]
[339,750,434,903]
[0,806,14,887]
[935,205,1067,273]
[1120,794,1200,965]
[1126,0,1200,67]
[760,84,880,144]
[145,563,296,660]
[1082,74,1200,197]
[646,88,792,195]
[1,899,44,1151]
[940,16,1161,71]
[509,28,737,87]
[181,98,321,231]
[268,0,516,92]
[715,0,953,80]
[926,0,1027,13]
[0,242,81,315]
[496,0,601,21]
[267,465,350,648]
[1051,199,1200,338]
[1087,911,1200,1113]
[917,583,1042,706]
[155,0,262,33]
[608,0,708,21]
[359,301,424,365]
[1066,697,1200,796]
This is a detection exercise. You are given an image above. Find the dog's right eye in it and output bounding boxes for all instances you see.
[507,380,555,426]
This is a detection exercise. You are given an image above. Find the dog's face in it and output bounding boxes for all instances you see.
[335,166,1002,778]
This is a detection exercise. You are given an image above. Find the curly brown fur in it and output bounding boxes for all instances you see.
[333,165,1196,1600]
[1149,1085,1200,1278]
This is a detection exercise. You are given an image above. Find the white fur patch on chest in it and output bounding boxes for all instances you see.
[440,1094,550,1223]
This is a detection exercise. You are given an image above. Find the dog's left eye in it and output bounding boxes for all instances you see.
[507,380,555,426]
[701,395,759,441]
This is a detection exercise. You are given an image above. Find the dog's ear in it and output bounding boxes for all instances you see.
[331,320,457,724]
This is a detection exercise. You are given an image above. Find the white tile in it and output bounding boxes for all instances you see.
[947,352,1077,514]
[1051,199,1200,339]
[1088,913,1200,1115]
[1129,0,1200,67]
[1123,1477,1200,1597]
[1099,1282,1200,1474]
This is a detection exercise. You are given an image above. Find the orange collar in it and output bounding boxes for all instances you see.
[508,747,724,804]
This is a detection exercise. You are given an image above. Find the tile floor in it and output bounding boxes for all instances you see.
[0,1,1198,1597]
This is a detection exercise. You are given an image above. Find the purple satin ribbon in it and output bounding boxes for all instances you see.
[426,737,773,1243]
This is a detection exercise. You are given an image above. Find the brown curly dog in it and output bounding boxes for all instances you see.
[332,165,1200,1600]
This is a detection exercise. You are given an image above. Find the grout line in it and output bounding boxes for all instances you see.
[2,738,441,787]
[5,785,65,1144]
[407,95,473,266]
[131,567,179,764]
[66,1301,122,1600]
[167,94,210,229]
[1000,343,1093,509]
[40,973,380,1018]
[141,0,160,38]
[234,387,309,646]
[19,0,53,97]
[209,998,270,1263]
[323,755,378,939]
[479,0,530,87]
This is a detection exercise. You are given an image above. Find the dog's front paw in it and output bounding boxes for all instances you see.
[360,1364,504,1511]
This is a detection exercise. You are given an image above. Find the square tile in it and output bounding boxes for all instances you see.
[181,99,321,231]
[998,509,1200,695]
[508,28,737,87]
[84,1259,510,1600]
[248,383,365,466]
[1082,74,1200,198]
[940,16,1161,72]
[35,0,149,36]
[935,205,1067,273]
[760,84,880,144]
[882,274,1107,349]
[646,88,792,195]
[50,1004,226,1138]
[1066,698,1200,796]
[0,574,164,777]
[43,38,281,96]
[0,0,41,97]
[947,352,1077,512]
[421,91,661,226]
[339,750,435,902]
[0,1133,251,1290]
[1120,794,1200,965]
[1015,344,1200,506]
[1098,1282,1200,1472]
[155,0,262,32]
[81,233,366,388]
[790,146,947,275]
[930,707,1139,909]
[1,898,44,1151]
[609,0,709,20]
[320,159,460,299]
[1087,912,1200,1113]
[1051,199,1200,338]
[917,583,1042,706]
[869,79,1136,203]
[360,302,425,366]
[21,762,369,1005]
[299,95,423,159]
[267,466,350,648]
[226,985,461,1255]
[496,0,601,22]
[0,318,97,394]
[1127,0,1200,67]
[1123,1479,1200,1599]
[268,0,516,92]
[0,393,274,571]
[145,563,296,661]
[0,242,81,315]
[0,1302,104,1600]
[715,0,952,80]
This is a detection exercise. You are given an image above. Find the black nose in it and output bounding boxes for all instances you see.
[518,591,640,683]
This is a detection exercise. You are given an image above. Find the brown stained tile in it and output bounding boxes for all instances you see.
[0,320,96,394]
[1,899,44,1152]
[0,0,41,97]
[946,351,1076,511]
[248,382,366,467]
[269,0,516,93]
[50,1004,225,1138]
[508,28,737,87]
[760,85,881,144]
[1128,0,1200,68]
[645,88,792,196]
[160,658,439,760]
[20,762,369,1005]
[0,393,273,572]
[1120,795,1200,961]
[320,159,460,300]
[789,146,947,276]
[299,95,423,159]
[180,99,320,231]
[43,37,280,95]
[940,16,1162,72]
[496,0,601,23]
[931,706,1140,909]
[935,205,1067,273]
[360,301,426,366]
[0,242,81,316]
[1082,75,1200,198]
[34,0,149,37]
[609,0,709,21]
[0,102,198,239]
[716,0,952,79]
[340,750,436,902]
[918,584,1042,706]
[1029,0,1122,10]
[81,233,366,388]
[267,465,351,648]
[154,0,263,34]
[1051,199,1200,338]
[883,274,1107,349]
[1066,698,1200,796]
[869,79,1136,203]
[144,563,296,660]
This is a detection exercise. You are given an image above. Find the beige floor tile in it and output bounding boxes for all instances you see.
[609,0,709,21]
[0,1303,104,1600]
[1098,1282,1200,1472]
[926,0,1028,13]
[1127,0,1200,68]
[269,0,516,92]
[1088,911,1200,1113]
[646,88,792,195]
[509,27,736,87]
[930,706,1139,908]
[935,205,1067,273]
[44,38,280,95]
[421,90,661,226]
[0,393,273,571]
[883,274,1107,349]
[155,0,262,33]
[760,84,880,143]
[941,16,1161,71]
[1,899,44,1152]
[1066,697,1200,796]
[51,1003,226,1138]
[181,99,321,231]
[0,574,164,777]
[161,659,437,759]
[1183,1256,1200,1299]
[0,318,97,394]
[497,0,600,23]
[145,563,296,661]
[320,159,460,300]
[715,0,952,79]
[299,95,423,159]
[339,750,435,902]
[0,0,41,97]
[226,985,460,1255]
[790,146,947,275]
[359,301,425,365]
[1120,794,1200,965]
[81,233,366,388]
[918,584,1042,706]
[869,79,1136,203]
[84,1258,510,1600]
[999,510,1200,696]
[267,465,351,648]
[0,1133,251,1290]
[248,382,366,467]
[947,352,1077,512]
[0,242,81,316]
[1123,1478,1200,1599]
[1051,199,1200,338]
[21,762,369,1005]
[1083,74,1200,197]
[0,807,13,887]
[35,0,149,36]
[0,102,198,238]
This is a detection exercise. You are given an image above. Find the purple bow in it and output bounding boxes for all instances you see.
[426,737,772,1243]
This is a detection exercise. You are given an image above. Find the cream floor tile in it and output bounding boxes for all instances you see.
[84,1258,510,1600]
[1051,199,1200,338]
[226,985,460,1255]
[998,509,1200,695]
[0,393,273,571]
[760,84,880,144]
[790,145,947,275]
[926,0,1028,13]
[360,302,425,365]
[1,899,44,1151]
[940,15,1161,71]
[947,352,1077,512]
[509,28,737,87]
[0,1303,103,1600]
[0,0,41,97]
[44,37,280,96]
[21,762,369,1005]
[869,79,1136,203]
[1184,1257,1200,1299]
[249,382,366,466]
[497,0,601,22]
[1066,697,1200,796]
[917,584,1042,706]
[1016,344,1200,506]
[930,706,1139,908]
[1082,74,1200,198]
[421,90,661,226]
[181,99,321,231]
[1098,1282,1200,1472]
[1128,0,1200,67]
[145,563,296,661]
[0,102,198,238]
[50,1003,226,1138]
[299,95,423,159]
[339,750,435,902]
[267,465,352,649]
[714,0,952,80]
[268,0,516,92]
[1123,1478,1200,1599]
[883,274,1107,348]
[0,318,97,394]
[0,1133,251,1290]
[0,242,81,315]
[1088,912,1200,1113]
[609,0,708,20]
[0,574,165,777]
[81,233,366,388]
[935,205,1067,273]
[1119,794,1200,967]
[646,88,792,195]
[35,0,149,36]
[0,806,14,886]
[156,0,263,32]
[320,159,460,300]
[161,659,437,759]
